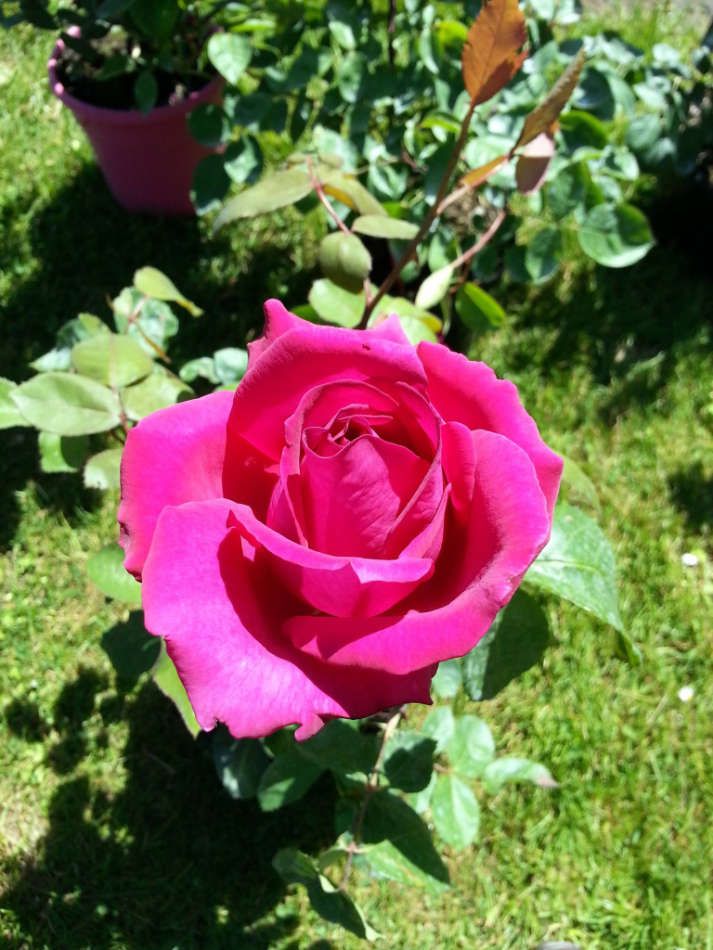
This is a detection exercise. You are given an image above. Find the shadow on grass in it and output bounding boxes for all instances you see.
[668,461,713,534]
[2,673,337,949]
[503,181,712,419]
[0,163,315,549]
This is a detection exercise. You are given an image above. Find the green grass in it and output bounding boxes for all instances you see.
[576,0,711,54]
[2,16,713,950]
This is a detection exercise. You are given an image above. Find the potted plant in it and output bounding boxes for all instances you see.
[2,1,230,214]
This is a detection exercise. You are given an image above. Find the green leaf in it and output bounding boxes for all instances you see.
[455,283,506,333]
[578,203,654,268]
[352,214,419,240]
[431,773,480,850]
[367,162,408,201]
[445,715,495,779]
[86,543,141,607]
[313,127,359,172]
[207,33,252,85]
[561,455,601,513]
[300,719,378,777]
[431,658,462,698]
[30,347,73,373]
[100,611,160,687]
[112,289,179,353]
[371,297,441,344]
[179,357,219,385]
[559,109,609,150]
[336,50,366,104]
[83,448,122,490]
[192,154,231,215]
[308,279,364,327]
[526,503,623,630]
[414,264,453,310]
[38,431,88,473]
[97,0,135,18]
[130,0,179,44]
[524,227,562,283]
[545,162,593,219]
[134,69,158,114]
[625,114,661,153]
[0,377,29,429]
[223,138,260,184]
[383,731,436,792]
[213,348,248,386]
[211,727,270,800]
[462,590,550,701]
[257,746,323,811]
[188,103,228,149]
[152,640,201,737]
[318,232,372,293]
[72,333,153,388]
[133,267,203,317]
[214,168,313,229]
[421,706,455,754]
[123,370,192,421]
[329,19,355,50]
[11,373,121,436]
[273,849,378,941]
[361,791,449,893]
[322,171,386,216]
[482,757,558,794]
[407,771,437,815]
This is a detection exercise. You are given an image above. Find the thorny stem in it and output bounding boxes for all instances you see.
[339,707,403,891]
[358,98,478,329]
[123,296,171,363]
[308,161,351,236]
[450,208,507,273]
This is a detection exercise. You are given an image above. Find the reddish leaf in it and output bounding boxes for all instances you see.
[515,132,555,194]
[459,154,508,188]
[515,48,586,149]
[462,0,527,107]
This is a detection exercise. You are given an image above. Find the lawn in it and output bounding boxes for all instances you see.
[1,9,712,949]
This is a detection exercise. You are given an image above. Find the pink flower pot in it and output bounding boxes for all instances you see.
[48,36,223,215]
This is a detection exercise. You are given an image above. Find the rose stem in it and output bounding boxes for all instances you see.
[308,161,352,236]
[339,706,403,891]
[450,207,507,274]
[358,97,478,329]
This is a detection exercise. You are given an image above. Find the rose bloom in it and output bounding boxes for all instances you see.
[119,302,562,739]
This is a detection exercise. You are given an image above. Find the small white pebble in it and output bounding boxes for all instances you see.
[681,552,699,567]
[678,686,694,703]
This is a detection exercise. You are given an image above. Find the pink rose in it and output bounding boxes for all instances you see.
[118,302,562,740]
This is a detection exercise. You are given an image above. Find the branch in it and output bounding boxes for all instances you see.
[450,208,507,273]
[339,707,403,891]
[308,161,351,235]
[359,98,478,328]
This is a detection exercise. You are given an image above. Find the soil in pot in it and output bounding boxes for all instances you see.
[55,29,215,110]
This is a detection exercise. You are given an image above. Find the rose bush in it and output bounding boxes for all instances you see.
[118,301,562,740]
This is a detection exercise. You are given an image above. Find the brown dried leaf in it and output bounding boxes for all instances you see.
[462,0,527,107]
[459,154,509,188]
[515,132,555,194]
[515,48,586,149]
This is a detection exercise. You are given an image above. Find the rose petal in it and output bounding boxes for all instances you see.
[418,342,562,516]
[299,434,429,558]
[142,500,434,739]
[229,502,434,617]
[229,318,427,461]
[367,313,412,345]
[247,299,305,368]
[284,428,551,674]
[118,391,234,578]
